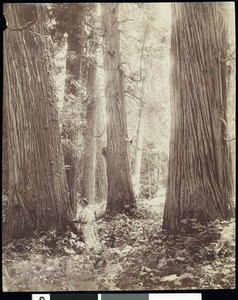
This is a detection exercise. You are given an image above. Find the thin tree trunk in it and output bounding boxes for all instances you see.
[163,3,234,232]
[81,4,100,204]
[61,4,85,215]
[95,7,108,203]
[156,166,160,194]
[95,85,107,202]
[81,63,97,204]
[101,3,136,214]
[147,160,152,200]
[132,25,148,198]
[156,153,162,193]
[3,3,72,241]
[133,88,146,197]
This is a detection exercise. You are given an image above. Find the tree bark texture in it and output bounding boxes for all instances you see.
[3,3,72,241]
[81,63,97,204]
[95,92,108,202]
[61,4,85,215]
[101,4,136,213]
[95,56,108,202]
[2,98,9,195]
[163,3,234,232]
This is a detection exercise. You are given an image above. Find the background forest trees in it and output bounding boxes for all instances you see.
[3,3,235,240]
[101,3,136,213]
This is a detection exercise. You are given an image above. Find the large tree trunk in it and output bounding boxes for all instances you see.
[81,4,100,204]
[96,122,107,202]
[2,98,9,195]
[3,3,72,241]
[81,63,97,204]
[95,93,108,202]
[101,4,136,213]
[61,4,85,215]
[96,145,108,202]
[163,3,234,232]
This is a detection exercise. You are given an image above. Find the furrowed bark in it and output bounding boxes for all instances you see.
[61,4,85,215]
[81,63,97,204]
[4,3,73,241]
[163,3,234,232]
[101,3,136,213]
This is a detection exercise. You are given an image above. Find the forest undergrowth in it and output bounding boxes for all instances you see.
[2,192,235,291]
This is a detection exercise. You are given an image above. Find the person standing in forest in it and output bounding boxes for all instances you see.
[72,197,101,251]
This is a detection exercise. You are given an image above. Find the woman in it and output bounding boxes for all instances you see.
[72,198,100,251]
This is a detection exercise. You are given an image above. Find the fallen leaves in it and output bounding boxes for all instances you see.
[2,201,236,291]
[111,214,235,290]
[160,274,178,282]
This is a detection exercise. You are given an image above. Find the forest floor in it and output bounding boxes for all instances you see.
[2,189,236,291]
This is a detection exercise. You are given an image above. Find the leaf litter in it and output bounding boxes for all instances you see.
[2,194,235,291]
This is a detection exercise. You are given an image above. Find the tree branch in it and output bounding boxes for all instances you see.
[139,24,149,81]
[218,56,236,63]
[8,16,38,31]
[220,117,227,127]
[77,55,120,71]
[125,90,146,103]
[224,137,236,141]
[220,118,235,141]
[119,30,142,43]
[119,19,135,23]
[125,138,142,151]
[127,64,142,93]
[89,126,106,138]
